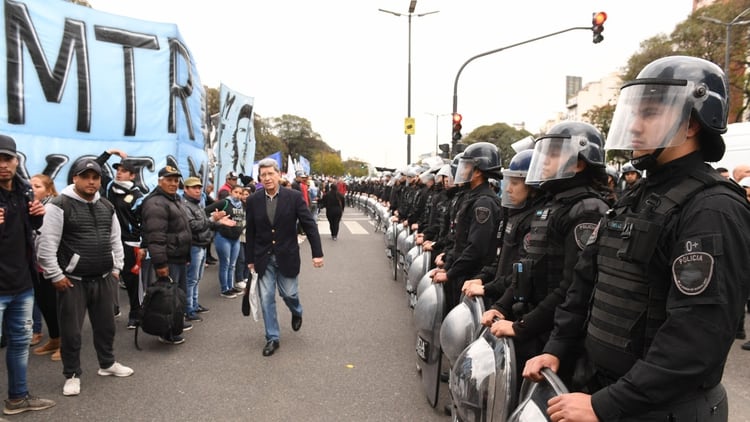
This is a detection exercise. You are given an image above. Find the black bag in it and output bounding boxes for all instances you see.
[135,276,186,349]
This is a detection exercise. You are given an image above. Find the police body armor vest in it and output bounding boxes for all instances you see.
[585,172,743,377]
[497,204,537,289]
[520,187,601,307]
[452,189,502,268]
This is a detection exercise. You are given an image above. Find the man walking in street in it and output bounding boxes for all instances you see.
[37,159,134,397]
[245,158,324,357]
[0,134,56,414]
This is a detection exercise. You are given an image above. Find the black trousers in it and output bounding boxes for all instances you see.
[34,272,59,338]
[57,275,117,378]
[122,244,141,319]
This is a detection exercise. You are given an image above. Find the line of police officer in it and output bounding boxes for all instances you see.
[349,55,750,422]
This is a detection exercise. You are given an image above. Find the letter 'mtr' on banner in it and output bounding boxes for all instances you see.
[0,0,207,193]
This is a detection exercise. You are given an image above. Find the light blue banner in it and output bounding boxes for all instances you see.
[0,0,207,193]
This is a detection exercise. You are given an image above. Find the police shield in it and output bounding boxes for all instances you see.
[449,328,518,422]
[414,282,445,407]
[440,295,485,368]
[415,271,433,304]
[507,368,569,422]
[407,250,431,308]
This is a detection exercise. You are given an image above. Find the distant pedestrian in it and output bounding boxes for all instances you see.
[37,159,134,397]
[0,134,56,414]
[245,159,324,357]
[320,184,345,240]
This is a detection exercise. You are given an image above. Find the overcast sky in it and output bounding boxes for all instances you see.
[91,0,695,168]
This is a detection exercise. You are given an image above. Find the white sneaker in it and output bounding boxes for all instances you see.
[63,375,80,396]
[97,362,134,377]
[235,280,247,289]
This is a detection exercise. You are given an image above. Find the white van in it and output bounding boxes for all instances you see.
[713,122,750,176]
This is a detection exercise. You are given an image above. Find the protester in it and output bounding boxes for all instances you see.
[319,183,345,240]
[182,176,235,322]
[29,174,61,361]
[217,171,239,200]
[37,159,134,397]
[205,185,245,298]
[0,135,56,414]
[140,165,192,344]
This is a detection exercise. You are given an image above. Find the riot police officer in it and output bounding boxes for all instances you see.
[524,56,750,421]
[482,122,611,386]
[431,142,503,313]
[461,148,542,306]
[620,162,642,193]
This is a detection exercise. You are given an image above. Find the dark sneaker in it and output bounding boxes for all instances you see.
[158,335,185,345]
[127,319,138,330]
[114,308,122,318]
[3,394,56,415]
[221,291,237,299]
[742,341,750,351]
[231,287,244,294]
[185,314,203,322]
[182,322,193,331]
[196,305,210,313]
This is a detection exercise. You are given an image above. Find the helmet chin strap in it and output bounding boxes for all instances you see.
[631,148,664,171]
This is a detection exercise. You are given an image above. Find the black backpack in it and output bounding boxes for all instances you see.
[135,276,186,349]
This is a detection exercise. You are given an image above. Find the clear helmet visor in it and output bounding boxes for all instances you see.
[501,176,530,208]
[606,80,694,152]
[525,136,581,184]
[453,159,477,185]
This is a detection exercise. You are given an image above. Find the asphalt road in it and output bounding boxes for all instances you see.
[3,206,750,421]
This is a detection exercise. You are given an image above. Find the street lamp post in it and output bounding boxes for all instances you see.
[426,112,449,155]
[698,7,750,74]
[379,1,438,165]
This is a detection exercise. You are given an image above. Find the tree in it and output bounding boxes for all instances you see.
[205,86,220,117]
[582,103,615,138]
[314,152,345,176]
[342,159,368,177]
[461,123,534,167]
[254,116,285,160]
[271,114,336,161]
[623,1,750,122]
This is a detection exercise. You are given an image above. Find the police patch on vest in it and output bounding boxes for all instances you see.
[475,207,491,224]
[523,232,531,252]
[671,252,714,296]
[586,221,601,246]
[574,223,598,250]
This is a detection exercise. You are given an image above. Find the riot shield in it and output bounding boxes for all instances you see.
[507,368,569,422]
[449,329,517,422]
[413,282,445,408]
[413,271,433,310]
[440,295,485,368]
[407,250,430,302]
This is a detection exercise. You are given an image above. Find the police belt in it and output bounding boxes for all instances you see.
[65,272,110,281]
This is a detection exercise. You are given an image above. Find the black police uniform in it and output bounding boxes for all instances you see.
[545,153,750,421]
[442,182,502,311]
[491,174,609,380]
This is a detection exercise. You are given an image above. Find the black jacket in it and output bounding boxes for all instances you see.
[141,186,191,269]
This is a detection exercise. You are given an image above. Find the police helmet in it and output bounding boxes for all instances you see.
[621,162,642,176]
[605,165,619,181]
[454,142,502,184]
[526,122,605,184]
[450,153,465,179]
[607,56,728,163]
[502,149,534,179]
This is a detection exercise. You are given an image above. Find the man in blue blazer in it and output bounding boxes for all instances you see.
[245,158,324,356]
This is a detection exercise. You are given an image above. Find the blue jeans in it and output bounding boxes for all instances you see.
[0,288,34,399]
[186,245,206,315]
[214,233,240,293]
[259,255,303,342]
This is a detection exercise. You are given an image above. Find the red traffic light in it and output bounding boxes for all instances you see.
[592,11,607,26]
[452,113,462,124]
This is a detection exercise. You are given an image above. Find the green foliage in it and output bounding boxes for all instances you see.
[623,1,750,122]
[582,103,615,138]
[462,123,534,168]
[314,152,345,176]
[342,159,368,177]
[205,86,220,117]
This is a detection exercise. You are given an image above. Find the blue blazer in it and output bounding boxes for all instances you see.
[245,187,323,278]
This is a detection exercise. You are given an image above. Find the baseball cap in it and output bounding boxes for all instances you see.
[158,165,182,178]
[226,171,238,179]
[113,160,136,173]
[183,176,203,187]
[0,135,17,157]
[72,159,102,176]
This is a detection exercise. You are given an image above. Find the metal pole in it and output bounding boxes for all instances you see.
[450,25,591,151]
[407,13,412,165]
[725,24,731,74]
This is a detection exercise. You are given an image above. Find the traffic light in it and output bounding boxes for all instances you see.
[592,11,606,44]
[439,143,450,159]
[452,113,463,142]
